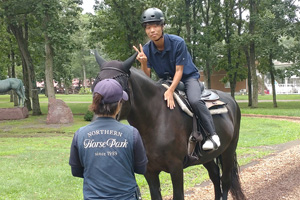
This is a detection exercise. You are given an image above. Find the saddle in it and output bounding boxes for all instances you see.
[161,80,228,160]
[161,80,228,117]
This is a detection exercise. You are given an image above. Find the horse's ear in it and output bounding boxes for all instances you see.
[122,52,138,72]
[94,50,107,69]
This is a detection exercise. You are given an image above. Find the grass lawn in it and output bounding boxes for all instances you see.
[0,93,300,199]
[239,101,300,116]
[234,94,300,101]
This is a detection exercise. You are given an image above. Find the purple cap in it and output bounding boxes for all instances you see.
[93,79,128,104]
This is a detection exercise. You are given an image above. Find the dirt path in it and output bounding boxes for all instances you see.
[183,140,300,200]
[165,116,300,200]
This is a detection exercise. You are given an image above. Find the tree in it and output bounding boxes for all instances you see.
[197,0,223,89]
[216,0,248,98]
[90,0,148,60]
[255,0,299,107]
[248,0,259,108]
[34,0,81,99]
[167,0,223,89]
[0,18,11,79]
[1,0,42,114]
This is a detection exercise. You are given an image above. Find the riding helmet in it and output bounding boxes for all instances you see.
[140,8,165,25]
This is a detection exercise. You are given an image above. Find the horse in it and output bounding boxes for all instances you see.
[0,78,26,107]
[92,51,246,200]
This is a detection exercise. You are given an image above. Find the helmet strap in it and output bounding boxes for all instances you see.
[155,32,164,42]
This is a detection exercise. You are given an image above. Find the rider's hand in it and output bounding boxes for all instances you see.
[164,89,175,110]
[133,44,147,64]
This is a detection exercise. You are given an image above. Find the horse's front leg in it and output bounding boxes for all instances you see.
[144,170,162,200]
[170,163,184,200]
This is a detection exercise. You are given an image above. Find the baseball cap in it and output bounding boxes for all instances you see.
[93,79,128,104]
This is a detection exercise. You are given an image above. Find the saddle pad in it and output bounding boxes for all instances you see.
[162,84,228,117]
[205,100,226,109]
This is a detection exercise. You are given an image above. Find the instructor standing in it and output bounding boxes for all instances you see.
[69,79,148,200]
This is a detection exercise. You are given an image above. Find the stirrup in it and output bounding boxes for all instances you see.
[188,135,197,156]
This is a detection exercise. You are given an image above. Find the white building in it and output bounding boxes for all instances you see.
[264,61,300,94]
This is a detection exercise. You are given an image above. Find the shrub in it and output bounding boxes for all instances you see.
[84,110,94,121]
[79,87,92,95]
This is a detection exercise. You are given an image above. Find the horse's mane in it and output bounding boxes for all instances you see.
[130,67,161,90]
[129,67,165,104]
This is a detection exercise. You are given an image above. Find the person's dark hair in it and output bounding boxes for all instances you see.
[90,93,120,116]
[142,21,164,29]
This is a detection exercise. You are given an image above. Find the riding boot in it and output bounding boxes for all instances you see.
[202,133,220,151]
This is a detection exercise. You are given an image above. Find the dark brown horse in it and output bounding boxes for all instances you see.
[93,51,245,200]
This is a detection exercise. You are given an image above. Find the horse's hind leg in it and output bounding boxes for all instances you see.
[203,160,222,200]
[144,171,163,200]
[220,151,245,200]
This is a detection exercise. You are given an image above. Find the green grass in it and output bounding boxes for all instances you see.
[235,94,300,101]
[239,101,300,116]
[0,94,300,199]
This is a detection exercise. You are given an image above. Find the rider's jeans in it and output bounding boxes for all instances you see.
[184,78,216,135]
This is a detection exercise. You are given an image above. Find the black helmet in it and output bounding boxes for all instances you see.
[140,8,165,25]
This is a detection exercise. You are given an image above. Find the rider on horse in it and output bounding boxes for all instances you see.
[133,8,220,151]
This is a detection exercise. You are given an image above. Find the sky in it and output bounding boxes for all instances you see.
[80,1,299,18]
[80,0,95,14]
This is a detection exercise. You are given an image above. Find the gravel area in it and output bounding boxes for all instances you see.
[164,116,300,200]
[183,141,300,200]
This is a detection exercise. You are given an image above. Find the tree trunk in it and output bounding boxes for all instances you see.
[232,0,242,99]
[269,53,277,107]
[83,64,86,89]
[227,48,234,98]
[11,49,18,106]
[185,0,191,44]
[205,59,211,89]
[201,2,212,89]
[261,74,265,96]
[249,42,258,108]
[249,0,258,108]
[8,49,19,106]
[45,33,55,99]
[8,53,13,103]
[9,23,41,115]
[230,81,236,98]
[21,54,32,111]
[244,46,252,106]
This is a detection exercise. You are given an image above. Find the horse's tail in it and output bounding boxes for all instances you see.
[227,153,246,200]
[216,154,245,199]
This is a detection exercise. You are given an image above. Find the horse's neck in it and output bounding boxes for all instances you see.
[128,68,163,118]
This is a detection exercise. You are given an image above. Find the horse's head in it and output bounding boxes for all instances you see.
[92,50,137,91]
[93,50,137,120]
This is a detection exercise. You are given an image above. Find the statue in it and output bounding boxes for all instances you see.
[0,78,26,107]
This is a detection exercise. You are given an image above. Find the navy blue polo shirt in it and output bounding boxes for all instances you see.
[143,34,200,82]
[69,117,148,200]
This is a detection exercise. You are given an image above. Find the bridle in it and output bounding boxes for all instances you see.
[92,66,131,121]
[93,66,131,95]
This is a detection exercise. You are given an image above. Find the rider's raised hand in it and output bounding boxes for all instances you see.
[133,44,147,64]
